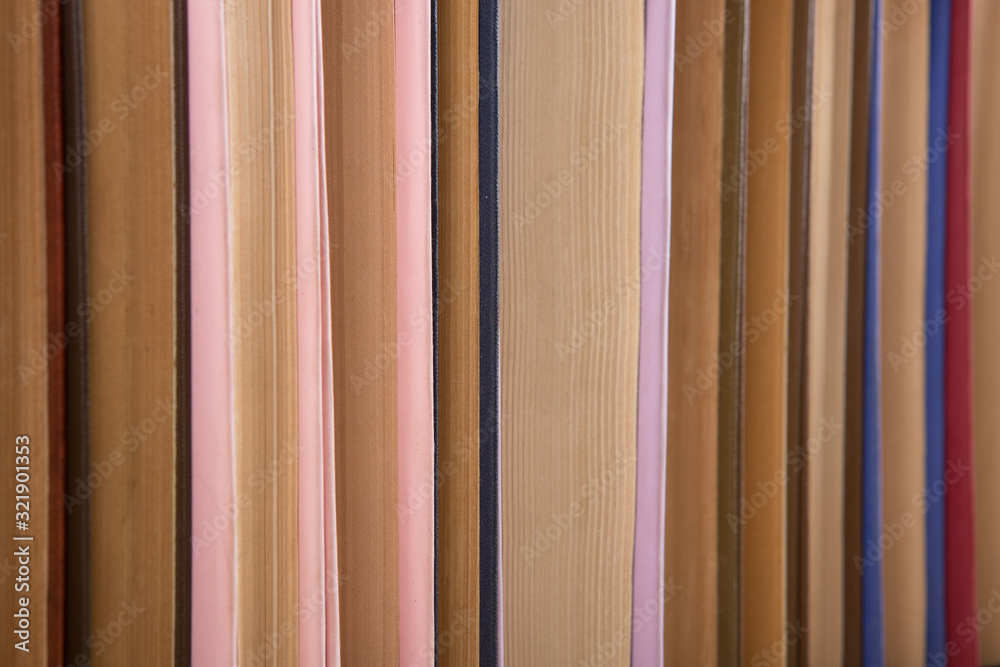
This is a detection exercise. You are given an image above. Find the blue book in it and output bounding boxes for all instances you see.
[925,1,951,664]
[863,0,887,664]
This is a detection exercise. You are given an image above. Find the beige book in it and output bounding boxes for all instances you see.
[499,0,644,663]
[973,1,1000,661]
[805,0,855,663]
[221,1,300,664]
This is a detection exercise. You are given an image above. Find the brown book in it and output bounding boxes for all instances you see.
[743,0,794,663]
[843,1,875,658]
[1,0,53,662]
[785,4,813,661]
[717,1,749,661]
[437,0,482,663]
[81,0,186,661]
[42,5,66,661]
[665,0,725,663]
[322,1,401,663]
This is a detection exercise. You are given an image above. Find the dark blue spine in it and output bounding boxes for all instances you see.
[925,0,951,663]
[478,0,501,663]
[863,0,886,663]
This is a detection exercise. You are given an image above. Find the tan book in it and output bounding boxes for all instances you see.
[221,0,300,663]
[880,1,929,663]
[804,0,854,662]
[498,1,643,664]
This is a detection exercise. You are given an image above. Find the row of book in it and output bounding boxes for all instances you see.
[2,0,1000,665]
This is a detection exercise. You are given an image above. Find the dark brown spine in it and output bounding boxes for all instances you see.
[787,0,815,663]
[43,2,65,662]
[844,0,875,663]
[718,0,749,663]
[61,0,90,663]
[174,0,192,663]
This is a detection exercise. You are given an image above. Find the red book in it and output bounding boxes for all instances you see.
[945,0,979,663]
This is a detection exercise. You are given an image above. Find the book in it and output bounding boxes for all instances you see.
[498,0,644,663]
[322,1,401,662]
[743,0,793,662]
[880,1,930,661]
[665,0,726,663]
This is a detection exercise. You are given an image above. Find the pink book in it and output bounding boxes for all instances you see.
[189,1,236,663]
[394,1,436,664]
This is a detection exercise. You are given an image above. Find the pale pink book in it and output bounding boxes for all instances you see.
[189,0,236,663]
[292,0,336,662]
[394,1,436,664]
[315,0,342,660]
[633,0,676,664]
